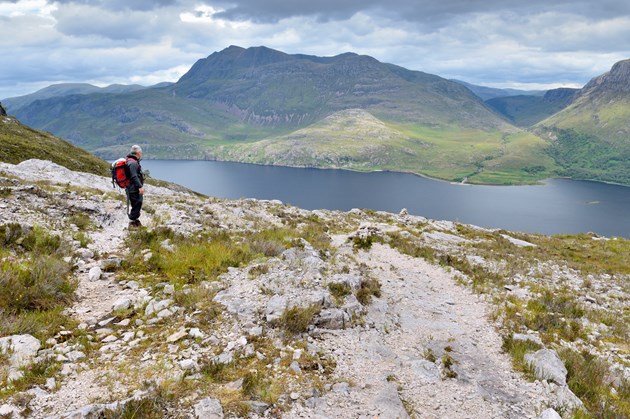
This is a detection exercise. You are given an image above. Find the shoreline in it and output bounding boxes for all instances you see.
[139,156,630,189]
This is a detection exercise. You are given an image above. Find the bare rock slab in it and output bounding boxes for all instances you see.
[524,349,567,386]
[194,397,224,419]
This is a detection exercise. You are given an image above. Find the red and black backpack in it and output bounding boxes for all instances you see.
[111,158,131,188]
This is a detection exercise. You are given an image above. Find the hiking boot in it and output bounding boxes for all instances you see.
[128,219,142,228]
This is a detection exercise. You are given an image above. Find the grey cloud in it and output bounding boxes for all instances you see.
[212,0,630,23]
[51,3,177,41]
[50,0,179,11]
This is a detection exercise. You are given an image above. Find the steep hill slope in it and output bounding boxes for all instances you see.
[0,115,109,176]
[486,88,578,127]
[13,46,554,184]
[537,59,630,184]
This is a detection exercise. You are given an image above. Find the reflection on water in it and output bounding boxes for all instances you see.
[143,160,630,238]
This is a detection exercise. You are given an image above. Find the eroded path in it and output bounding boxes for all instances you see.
[287,240,548,418]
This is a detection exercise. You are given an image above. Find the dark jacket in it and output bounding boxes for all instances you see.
[126,154,144,193]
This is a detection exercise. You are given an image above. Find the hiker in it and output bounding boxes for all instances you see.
[126,145,145,227]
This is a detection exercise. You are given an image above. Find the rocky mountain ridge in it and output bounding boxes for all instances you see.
[0,159,628,418]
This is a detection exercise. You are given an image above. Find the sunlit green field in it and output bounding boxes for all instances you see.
[213,111,557,185]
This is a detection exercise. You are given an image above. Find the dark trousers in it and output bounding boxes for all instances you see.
[127,190,143,221]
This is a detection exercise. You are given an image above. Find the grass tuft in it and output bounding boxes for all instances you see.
[275,305,321,334]
[356,278,382,305]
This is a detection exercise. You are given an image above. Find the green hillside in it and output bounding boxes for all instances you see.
[537,59,630,184]
[212,109,556,184]
[0,115,109,176]
[485,88,578,127]
[11,46,557,184]
[2,83,148,113]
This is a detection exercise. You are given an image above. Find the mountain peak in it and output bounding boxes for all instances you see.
[582,58,630,95]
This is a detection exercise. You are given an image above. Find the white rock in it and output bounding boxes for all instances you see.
[167,328,188,343]
[524,349,567,386]
[0,334,41,367]
[164,284,175,295]
[266,295,288,323]
[98,317,116,327]
[290,361,302,374]
[0,404,20,417]
[112,298,131,312]
[189,328,205,339]
[125,280,140,289]
[157,308,174,319]
[101,335,119,343]
[60,363,74,376]
[194,397,224,419]
[88,266,102,281]
[46,377,56,391]
[501,234,537,247]
[248,326,263,337]
[555,385,584,411]
[78,248,95,261]
[539,408,562,419]
[180,359,198,371]
[65,350,86,362]
[116,318,131,327]
[513,333,543,346]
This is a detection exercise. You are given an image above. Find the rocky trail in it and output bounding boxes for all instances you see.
[0,159,616,418]
[285,239,550,419]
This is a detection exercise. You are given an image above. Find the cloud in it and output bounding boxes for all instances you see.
[1,0,630,99]
[211,0,630,25]
[50,0,179,12]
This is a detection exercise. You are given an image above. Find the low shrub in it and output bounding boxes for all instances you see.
[276,305,320,334]
[560,348,629,418]
[0,256,76,313]
[356,278,381,305]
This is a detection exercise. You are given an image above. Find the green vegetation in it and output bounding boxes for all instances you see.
[0,117,109,176]
[101,396,168,419]
[485,89,576,127]
[561,348,629,418]
[355,278,382,305]
[0,224,77,341]
[501,335,543,376]
[328,282,352,300]
[122,221,331,288]
[0,358,61,400]
[216,114,557,185]
[274,305,321,334]
[546,128,630,185]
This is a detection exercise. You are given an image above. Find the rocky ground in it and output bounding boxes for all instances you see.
[0,160,627,418]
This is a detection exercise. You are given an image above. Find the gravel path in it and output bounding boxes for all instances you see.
[286,240,548,418]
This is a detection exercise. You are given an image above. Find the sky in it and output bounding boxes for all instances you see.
[2,0,630,100]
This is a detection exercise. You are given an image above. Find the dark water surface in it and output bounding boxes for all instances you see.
[143,160,630,238]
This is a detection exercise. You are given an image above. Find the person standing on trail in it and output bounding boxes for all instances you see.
[126,145,145,228]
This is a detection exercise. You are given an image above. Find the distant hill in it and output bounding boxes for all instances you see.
[452,80,545,101]
[537,59,630,184]
[485,88,579,127]
[12,46,556,184]
[0,115,109,176]
[2,83,150,113]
